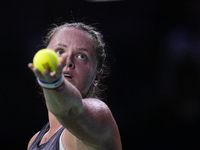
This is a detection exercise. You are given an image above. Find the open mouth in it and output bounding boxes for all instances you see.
[64,73,72,79]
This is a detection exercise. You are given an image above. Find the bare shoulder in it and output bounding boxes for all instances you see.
[27,131,39,150]
[82,98,113,122]
[61,98,122,149]
[82,98,110,113]
[82,98,122,149]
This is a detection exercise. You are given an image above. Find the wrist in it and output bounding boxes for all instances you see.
[37,75,65,91]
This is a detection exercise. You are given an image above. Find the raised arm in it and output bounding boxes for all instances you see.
[44,86,121,149]
[28,55,122,149]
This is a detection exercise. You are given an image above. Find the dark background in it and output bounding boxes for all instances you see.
[1,0,200,149]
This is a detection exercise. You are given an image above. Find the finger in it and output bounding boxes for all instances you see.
[56,62,63,76]
[28,63,33,69]
[28,63,44,79]
[59,53,67,67]
[33,68,44,79]
[43,69,51,79]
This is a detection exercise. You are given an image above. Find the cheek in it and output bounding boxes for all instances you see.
[81,66,96,82]
[75,69,94,96]
[77,59,97,75]
[75,58,98,81]
[77,64,96,85]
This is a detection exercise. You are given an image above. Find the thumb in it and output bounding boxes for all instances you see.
[59,53,68,67]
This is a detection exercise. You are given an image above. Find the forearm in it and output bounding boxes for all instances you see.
[43,79,83,117]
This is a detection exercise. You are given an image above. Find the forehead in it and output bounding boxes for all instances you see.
[49,27,94,49]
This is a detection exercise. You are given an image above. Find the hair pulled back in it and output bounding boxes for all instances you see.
[44,22,109,99]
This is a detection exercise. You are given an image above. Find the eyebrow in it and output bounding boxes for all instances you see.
[52,43,92,55]
[52,43,68,48]
[77,48,92,55]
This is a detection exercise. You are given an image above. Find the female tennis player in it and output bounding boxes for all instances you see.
[27,22,122,150]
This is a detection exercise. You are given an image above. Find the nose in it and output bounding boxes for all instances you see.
[68,62,74,68]
[64,54,75,69]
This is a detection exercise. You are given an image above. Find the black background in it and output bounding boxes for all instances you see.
[1,0,200,149]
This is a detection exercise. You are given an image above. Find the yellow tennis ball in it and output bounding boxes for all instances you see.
[33,49,59,74]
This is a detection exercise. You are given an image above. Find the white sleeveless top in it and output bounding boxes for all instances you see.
[59,130,65,150]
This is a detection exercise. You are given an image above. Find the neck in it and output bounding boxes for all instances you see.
[82,85,94,98]
[39,111,62,145]
[48,111,62,132]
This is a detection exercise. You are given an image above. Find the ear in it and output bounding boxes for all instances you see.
[93,69,103,87]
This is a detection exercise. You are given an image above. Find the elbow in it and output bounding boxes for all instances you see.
[48,95,83,118]
[53,105,84,127]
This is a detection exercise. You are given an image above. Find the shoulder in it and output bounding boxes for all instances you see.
[82,98,109,110]
[82,98,111,118]
[82,98,122,149]
[27,131,40,150]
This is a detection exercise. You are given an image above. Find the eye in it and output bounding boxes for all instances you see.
[77,54,87,60]
[55,49,64,56]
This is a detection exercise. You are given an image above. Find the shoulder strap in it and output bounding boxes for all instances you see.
[28,122,50,150]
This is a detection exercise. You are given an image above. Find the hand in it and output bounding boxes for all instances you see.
[28,53,67,83]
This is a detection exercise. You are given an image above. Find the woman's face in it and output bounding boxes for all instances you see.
[47,27,100,97]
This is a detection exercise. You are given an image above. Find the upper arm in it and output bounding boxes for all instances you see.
[57,98,122,149]
[27,132,39,150]
[81,99,122,149]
